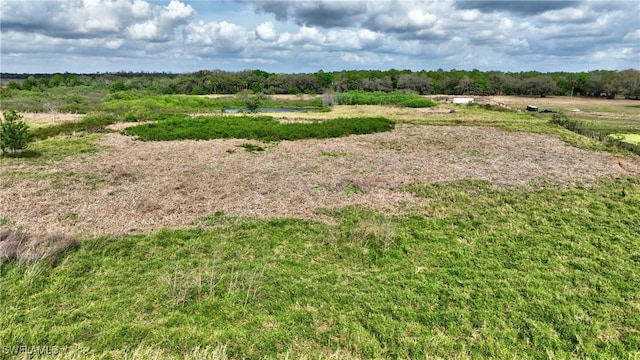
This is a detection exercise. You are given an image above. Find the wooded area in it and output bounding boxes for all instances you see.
[2,68,639,99]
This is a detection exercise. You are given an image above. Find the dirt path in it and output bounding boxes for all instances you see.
[2,125,639,238]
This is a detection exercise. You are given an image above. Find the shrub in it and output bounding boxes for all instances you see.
[322,90,337,107]
[1,110,34,156]
[236,91,267,113]
[550,112,581,131]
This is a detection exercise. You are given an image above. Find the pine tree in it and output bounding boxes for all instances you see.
[1,110,33,156]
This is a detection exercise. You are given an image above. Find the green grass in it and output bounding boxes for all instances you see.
[610,134,640,145]
[1,178,639,358]
[124,116,395,142]
[0,86,107,113]
[402,106,637,155]
[103,94,324,117]
[336,91,437,107]
[0,134,105,165]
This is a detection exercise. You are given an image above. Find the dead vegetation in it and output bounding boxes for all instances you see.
[0,228,78,266]
[2,124,639,238]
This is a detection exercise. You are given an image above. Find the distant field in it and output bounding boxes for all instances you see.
[487,96,640,138]
[1,96,639,359]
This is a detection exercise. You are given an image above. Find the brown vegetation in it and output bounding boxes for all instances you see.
[2,125,639,238]
[0,228,78,265]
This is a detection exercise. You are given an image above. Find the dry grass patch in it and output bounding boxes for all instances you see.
[2,124,639,237]
[19,112,85,128]
[0,227,78,266]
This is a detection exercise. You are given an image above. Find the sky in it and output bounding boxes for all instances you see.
[0,0,639,74]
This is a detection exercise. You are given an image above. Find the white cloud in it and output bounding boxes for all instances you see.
[105,39,125,49]
[164,0,195,20]
[624,30,640,41]
[0,0,637,73]
[128,21,161,41]
[537,7,595,23]
[184,20,253,53]
[256,22,278,41]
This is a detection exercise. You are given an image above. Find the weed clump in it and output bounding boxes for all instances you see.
[0,228,27,265]
[0,228,78,266]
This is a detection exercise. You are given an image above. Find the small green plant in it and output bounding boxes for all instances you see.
[1,110,34,156]
[321,151,347,157]
[345,182,363,195]
[238,143,265,152]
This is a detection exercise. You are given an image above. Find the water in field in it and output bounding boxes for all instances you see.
[223,107,310,113]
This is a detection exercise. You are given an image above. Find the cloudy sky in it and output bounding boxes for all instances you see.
[1,0,638,74]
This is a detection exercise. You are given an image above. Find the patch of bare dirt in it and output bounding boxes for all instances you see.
[105,121,154,131]
[2,126,639,238]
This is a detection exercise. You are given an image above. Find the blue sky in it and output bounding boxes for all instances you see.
[1,0,638,74]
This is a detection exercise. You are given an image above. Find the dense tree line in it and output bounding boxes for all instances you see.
[2,68,639,99]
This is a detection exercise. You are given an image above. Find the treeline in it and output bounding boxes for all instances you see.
[2,68,639,99]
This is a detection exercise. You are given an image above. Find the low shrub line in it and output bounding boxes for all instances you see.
[124,116,395,142]
[335,91,437,108]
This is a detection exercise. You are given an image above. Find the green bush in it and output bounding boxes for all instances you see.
[335,91,436,107]
[105,91,141,101]
[550,112,582,131]
[124,116,395,142]
[1,110,34,156]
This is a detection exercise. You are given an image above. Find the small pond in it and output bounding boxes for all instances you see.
[223,107,312,113]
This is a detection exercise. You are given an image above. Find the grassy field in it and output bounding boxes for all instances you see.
[1,96,639,359]
[488,95,640,139]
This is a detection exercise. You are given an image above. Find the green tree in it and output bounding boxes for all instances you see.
[21,76,38,91]
[1,110,34,156]
[523,75,558,97]
[619,69,640,100]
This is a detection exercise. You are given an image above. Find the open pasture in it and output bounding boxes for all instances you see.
[487,96,640,138]
[1,96,640,359]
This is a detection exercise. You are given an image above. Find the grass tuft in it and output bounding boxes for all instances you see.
[0,228,78,266]
[16,233,79,266]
